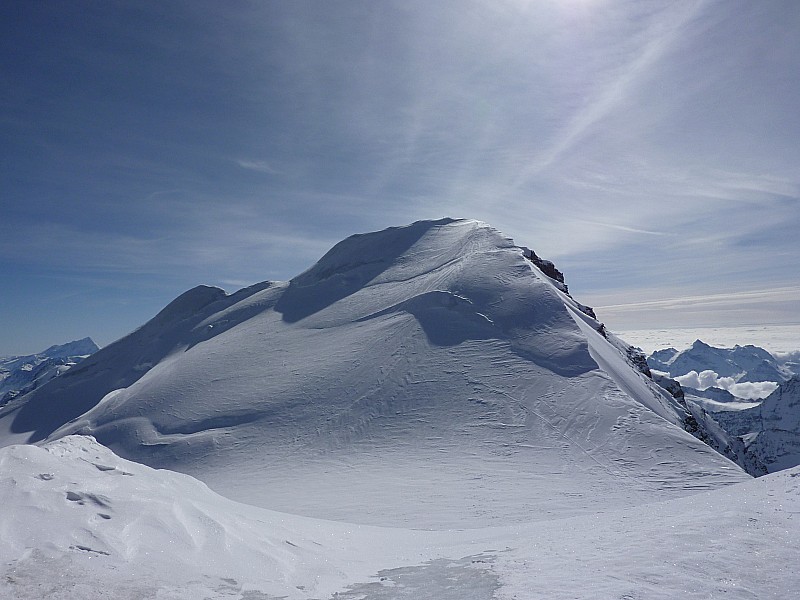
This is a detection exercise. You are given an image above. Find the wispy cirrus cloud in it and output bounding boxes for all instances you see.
[0,213,333,285]
[590,286,800,332]
[3,0,800,352]
[513,0,709,184]
[235,159,282,175]
[577,221,672,237]
[595,286,800,312]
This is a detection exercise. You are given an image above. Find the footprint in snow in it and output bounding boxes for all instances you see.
[65,491,112,508]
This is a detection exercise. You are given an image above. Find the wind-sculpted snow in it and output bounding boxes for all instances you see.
[0,436,438,599]
[1,435,797,599]
[274,218,443,323]
[356,289,497,347]
[2,219,748,530]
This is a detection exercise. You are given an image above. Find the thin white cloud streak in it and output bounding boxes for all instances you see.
[235,159,281,175]
[595,286,800,312]
[0,218,333,284]
[578,220,671,237]
[562,157,800,207]
[513,0,708,184]
[619,164,800,206]
[699,170,800,201]
[590,285,800,333]
[615,325,800,355]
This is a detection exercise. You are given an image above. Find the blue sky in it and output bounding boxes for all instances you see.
[2,0,799,355]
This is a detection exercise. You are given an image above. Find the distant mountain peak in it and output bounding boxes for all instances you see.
[0,337,99,405]
[648,339,791,384]
[650,339,800,476]
[41,337,99,358]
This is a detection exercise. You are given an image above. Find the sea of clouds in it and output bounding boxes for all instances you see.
[674,370,778,400]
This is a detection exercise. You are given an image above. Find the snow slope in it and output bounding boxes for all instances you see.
[1,435,797,600]
[1,219,747,530]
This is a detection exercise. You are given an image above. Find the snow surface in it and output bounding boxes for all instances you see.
[1,435,797,599]
[2,218,796,597]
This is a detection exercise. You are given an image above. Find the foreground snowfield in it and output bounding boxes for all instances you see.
[1,436,797,599]
[1,219,797,597]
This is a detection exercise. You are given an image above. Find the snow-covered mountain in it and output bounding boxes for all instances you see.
[0,337,98,406]
[0,219,744,526]
[685,376,800,475]
[1,218,796,598]
[754,376,800,470]
[648,339,793,383]
[778,350,800,375]
[646,339,800,475]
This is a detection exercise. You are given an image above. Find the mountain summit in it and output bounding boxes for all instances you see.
[0,219,746,528]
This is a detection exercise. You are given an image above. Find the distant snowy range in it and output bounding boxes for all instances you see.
[0,219,798,599]
[0,338,98,407]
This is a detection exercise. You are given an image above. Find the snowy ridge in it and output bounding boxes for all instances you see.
[4,285,271,443]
